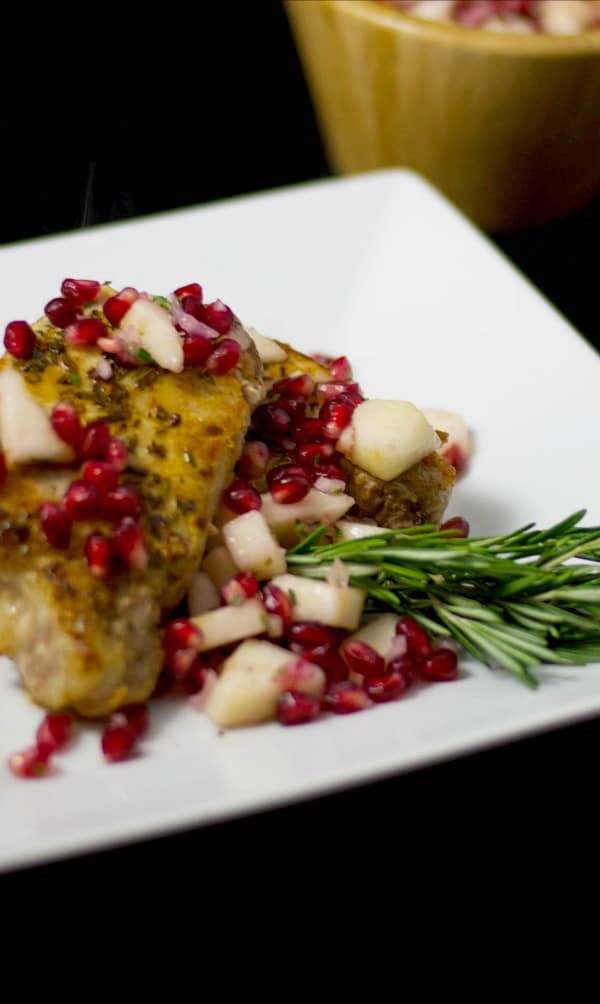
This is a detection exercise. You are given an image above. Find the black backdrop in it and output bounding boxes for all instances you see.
[3,2,600,891]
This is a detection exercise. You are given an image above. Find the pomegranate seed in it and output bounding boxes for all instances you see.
[120,703,149,738]
[290,417,326,445]
[272,374,314,398]
[85,531,113,577]
[51,402,83,449]
[163,619,203,679]
[182,660,210,695]
[294,441,336,470]
[81,419,111,460]
[267,464,311,504]
[395,616,431,661]
[0,452,6,490]
[443,444,469,476]
[180,294,205,321]
[163,618,203,653]
[45,297,78,329]
[275,394,306,419]
[287,621,340,650]
[269,480,311,505]
[8,746,51,778]
[114,517,148,570]
[253,404,291,438]
[206,338,241,375]
[63,479,100,520]
[302,643,347,682]
[4,320,36,359]
[222,572,259,604]
[64,317,106,347]
[329,356,352,381]
[104,436,128,471]
[39,502,72,549]
[101,485,142,521]
[174,282,203,301]
[261,584,294,629]
[441,516,470,538]
[387,653,416,682]
[101,719,139,762]
[237,440,270,479]
[323,682,369,714]
[61,278,101,304]
[36,712,74,757]
[421,648,458,683]
[183,333,212,367]
[365,671,408,703]
[222,479,261,514]
[319,395,355,440]
[311,463,344,483]
[103,287,139,327]
[341,639,385,680]
[277,690,321,726]
[315,380,360,404]
[81,460,119,493]
[202,299,233,334]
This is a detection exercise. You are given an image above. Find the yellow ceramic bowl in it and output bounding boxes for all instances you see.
[285,0,600,231]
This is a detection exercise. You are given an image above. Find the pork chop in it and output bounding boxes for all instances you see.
[0,286,263,716]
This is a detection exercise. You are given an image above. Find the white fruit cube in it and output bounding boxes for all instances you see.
[0,366,74,466]
[421,407,472,469]
[223,510,287,580]
[346,614,399,657]
[202,639,324,728]
[248,329,288,364]
[337,400,440,482]
[261,488,354,544]
[270,573,365,631]
[121,297,183,373]
[335,520,389,541]
[191,598,267,651]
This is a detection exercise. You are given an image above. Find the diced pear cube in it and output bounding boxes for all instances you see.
[346,614,399,657]
[337,400,440,482]
[247,329,288,363]
[191,598,267,651]
[270,573,365,631]
[421,407,472,472]
[202,639,325,728]
[335,520,389,541]
[121,297,183,373]
[261,487,354,545]
[0,367,74,466]
[223,510,287,580]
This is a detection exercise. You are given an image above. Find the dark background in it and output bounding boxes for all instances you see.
[3,2,600,891]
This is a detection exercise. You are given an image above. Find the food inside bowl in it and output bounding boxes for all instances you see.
[380,0,600,34]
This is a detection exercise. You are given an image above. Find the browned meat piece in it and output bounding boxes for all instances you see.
[340,452,455,528]
[263,340,455,528]
[0,294,263,717]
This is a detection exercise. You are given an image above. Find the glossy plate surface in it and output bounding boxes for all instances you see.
[1,170,599,871]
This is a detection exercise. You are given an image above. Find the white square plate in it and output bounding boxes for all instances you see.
[1,170,599,872]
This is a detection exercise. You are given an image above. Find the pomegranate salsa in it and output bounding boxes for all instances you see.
[380,1,600,34]
[3,277,469,776]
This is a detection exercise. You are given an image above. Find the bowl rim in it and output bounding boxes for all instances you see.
[304,0,600,55]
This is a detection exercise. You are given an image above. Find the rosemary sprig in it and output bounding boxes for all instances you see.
[287,510,600,688]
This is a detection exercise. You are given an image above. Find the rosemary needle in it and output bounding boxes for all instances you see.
[287,510,600,688]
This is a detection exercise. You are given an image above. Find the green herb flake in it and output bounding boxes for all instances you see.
[288,589,297,607]
[138,348,154,364]
[153,295,171,311]
[184,449,197,467]
[69,372,81,386]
